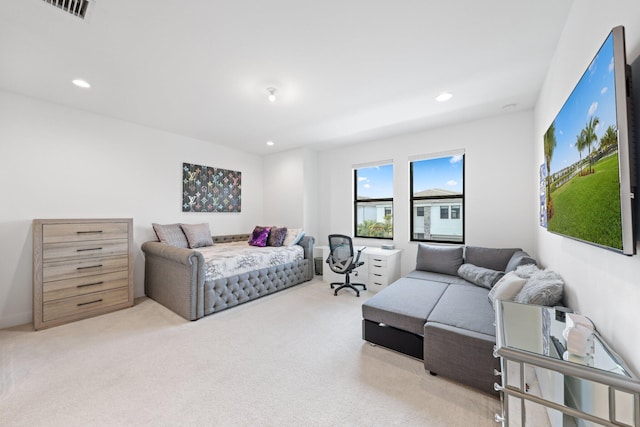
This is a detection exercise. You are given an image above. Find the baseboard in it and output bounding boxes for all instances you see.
[0,311,32,330]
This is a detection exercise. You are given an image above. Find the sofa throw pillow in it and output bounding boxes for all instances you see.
[464,246,521,272]
[457,263,504,289]
[416,244,463,276]
[152,223,189,248]
[267,226,288,247]
[283,228,304,246]
[513,264,541,279]
[488,271,527,309]
[180,223,214,248]
[505,251,537,273]
[249,226,271,247]
[515,269,564,306]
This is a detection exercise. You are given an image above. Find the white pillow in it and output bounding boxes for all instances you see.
[488,271,527,309]
[283,228,304,246]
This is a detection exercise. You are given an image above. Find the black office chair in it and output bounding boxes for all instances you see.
[326,234,366,297]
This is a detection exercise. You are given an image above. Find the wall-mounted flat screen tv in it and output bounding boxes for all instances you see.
[543,25,635,255]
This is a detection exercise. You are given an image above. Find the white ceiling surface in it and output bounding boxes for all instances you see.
[0,0,574,154]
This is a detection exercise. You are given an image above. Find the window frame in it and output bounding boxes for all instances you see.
[353,162,394,240]
[410,153,465,244]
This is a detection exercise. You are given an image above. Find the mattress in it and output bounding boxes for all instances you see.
[198,241,304,282]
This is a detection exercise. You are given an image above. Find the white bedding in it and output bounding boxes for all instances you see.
[198,241,304,282]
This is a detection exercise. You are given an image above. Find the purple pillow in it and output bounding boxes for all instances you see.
[249,226,271,247]
[267,227,288,247]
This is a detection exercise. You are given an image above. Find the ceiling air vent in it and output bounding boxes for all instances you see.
[41,0,92,20]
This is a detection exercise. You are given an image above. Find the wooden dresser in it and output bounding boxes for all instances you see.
[32,218,134,330]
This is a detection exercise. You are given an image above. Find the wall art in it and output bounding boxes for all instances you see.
[182,162,241,213]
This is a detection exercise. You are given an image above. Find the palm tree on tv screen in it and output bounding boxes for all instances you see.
[600,124,618,149]
[583,116,600,174]
[544,122,557,220]
[576,129,587,175]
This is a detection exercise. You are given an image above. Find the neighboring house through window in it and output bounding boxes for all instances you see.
[410,152,465,243]
[354,162,393,239]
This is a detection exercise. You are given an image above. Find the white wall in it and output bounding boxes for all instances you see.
[262,147,319,239]
[317,111,536,276]
[0,91,263,328]
[534,0,640,375]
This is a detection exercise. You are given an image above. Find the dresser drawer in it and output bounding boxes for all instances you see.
[43,255,128,283]
[43,239,128,262]
[368,257,388,269]
[43,222,129,244]
[43,270,129,302]
[43,287,130,322]
[369,272,392,286]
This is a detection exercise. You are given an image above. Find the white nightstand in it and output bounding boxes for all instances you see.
[320,246,401,293]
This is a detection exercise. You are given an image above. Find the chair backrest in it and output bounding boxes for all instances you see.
[327,234,355,274]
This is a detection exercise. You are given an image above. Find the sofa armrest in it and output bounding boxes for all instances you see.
[505,250,537,272]
[141,241,205,320]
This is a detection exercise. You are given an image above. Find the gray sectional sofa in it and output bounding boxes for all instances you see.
[362,244,537,395]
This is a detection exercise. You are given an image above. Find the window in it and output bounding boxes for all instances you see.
[354,163,393,239]
[410,153,464,243]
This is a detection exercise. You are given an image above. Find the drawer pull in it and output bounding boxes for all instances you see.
[77,264,103,270]
[374,273,382,277]
[76,247,103,252]
[77,281,104,288]
[372,258,382,262]
[77,299,103,307]
[77,230,103,234]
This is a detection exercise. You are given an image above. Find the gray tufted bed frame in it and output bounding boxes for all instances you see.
[141,233,315,320]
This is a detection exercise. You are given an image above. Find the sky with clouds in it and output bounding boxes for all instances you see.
[356,155,463,199]
[547,31,619,174]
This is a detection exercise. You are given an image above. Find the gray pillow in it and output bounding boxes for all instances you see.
[416,244,463,276]
[464,246,521,271]
[505,251,537,272]
[152,223,189,248]
[515,269,564,306]
[180,223,214,248]
[457,263,504,289]
[513,264,541,279]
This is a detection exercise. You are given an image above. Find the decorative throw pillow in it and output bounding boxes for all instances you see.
[488,271,528,308]
[505,251,537,273]
[267,226,288,247]
[515,269,564,306]
[152,223,189,248]
[283,228,305,246]
[415,244,463,276]
[457,263,504,289]
[513,263,541,279]
[249,226,271,247]
[180,223,214,248]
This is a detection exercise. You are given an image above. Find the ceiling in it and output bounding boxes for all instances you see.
[0,0,574,155]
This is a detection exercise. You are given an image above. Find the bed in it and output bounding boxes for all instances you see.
[141,233,315,320]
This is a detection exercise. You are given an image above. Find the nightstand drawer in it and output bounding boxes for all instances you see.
[43,255,129,282]
[43,222,129,244]
[43,239,128,262]
[43,287,130,322]
[43,270,129,302]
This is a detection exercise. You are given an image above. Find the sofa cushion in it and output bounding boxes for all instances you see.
[362,278,449,336]
[505,250,537,272]
[457,263,504,289]
[426,284,495,337]
[405,270,472,286]
[515,268,564,306]
[416,244,463,276]
[464,246,520,272]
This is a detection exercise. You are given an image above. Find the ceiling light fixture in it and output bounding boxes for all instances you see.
[266,141,275,146]
[72,79,91,88]
[435,92,453,102]
[267,87,277,103]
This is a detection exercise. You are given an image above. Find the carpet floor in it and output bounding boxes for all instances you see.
[1,278,518,426]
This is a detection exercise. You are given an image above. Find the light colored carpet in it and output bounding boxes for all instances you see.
[1,278,507,426]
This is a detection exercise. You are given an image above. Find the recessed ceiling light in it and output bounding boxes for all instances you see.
[267,87,277,103]
[266,141,275,146]
[435,92,453,102]
[72,79,91,88]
